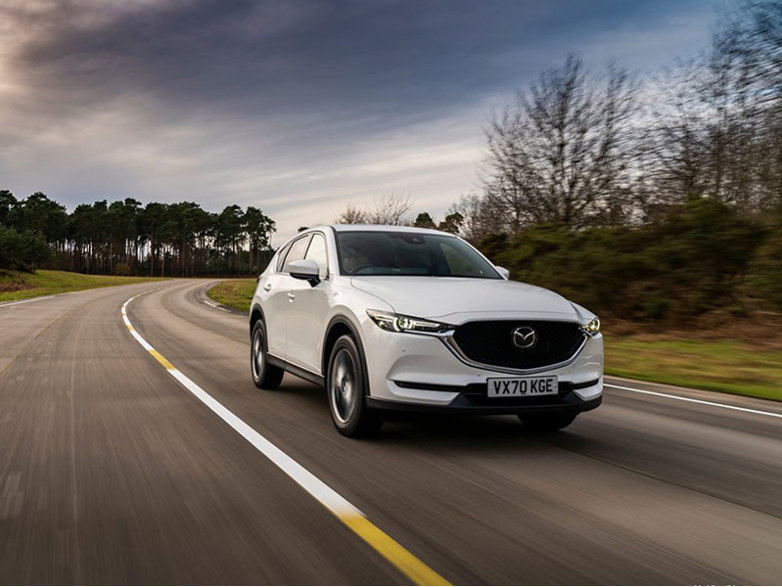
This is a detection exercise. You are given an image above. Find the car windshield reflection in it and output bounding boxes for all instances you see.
[336,231,502,279]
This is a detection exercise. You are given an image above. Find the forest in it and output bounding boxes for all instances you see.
[0,191,275,277]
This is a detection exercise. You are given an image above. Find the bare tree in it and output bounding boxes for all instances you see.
[365,194,414,225]
[728,0,782,96]
[642,56,766,212]
[639,61,713,210]
[335,204,367,224]
[483,55,638,230]
[641,1,782,214]
[715,0,782,210]
[335,194,414,225]
[447,193,506,242]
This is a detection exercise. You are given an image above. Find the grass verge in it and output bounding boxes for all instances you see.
[205,278,782,402]
[0,270,164,303]
[207,278,256,313]
[605,338,782,401]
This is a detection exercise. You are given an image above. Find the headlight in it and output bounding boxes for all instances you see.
[366,310,451,334]
[581,317,600,336]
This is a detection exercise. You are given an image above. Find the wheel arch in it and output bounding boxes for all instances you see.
[249,303,265,339]
[322,315,371,396]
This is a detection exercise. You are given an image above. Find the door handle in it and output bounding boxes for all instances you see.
[287,293,296,300]
[263,284,272,292]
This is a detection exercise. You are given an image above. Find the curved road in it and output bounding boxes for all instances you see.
[1,279,781,584]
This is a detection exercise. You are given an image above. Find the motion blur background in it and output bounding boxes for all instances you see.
[1,0,781,397]
[2,3,782,585]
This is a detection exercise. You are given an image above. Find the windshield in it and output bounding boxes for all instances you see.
[335,231,502,279]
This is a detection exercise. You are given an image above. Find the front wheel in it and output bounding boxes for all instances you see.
[518,412,577,432]
[251,320,284,390]
[327,335,382,437]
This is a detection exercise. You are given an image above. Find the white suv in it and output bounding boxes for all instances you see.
[250,225,603,437]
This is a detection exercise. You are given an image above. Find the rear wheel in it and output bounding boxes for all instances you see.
[327,335,382,437]
[251,320,284,390]
[518,412,577,432]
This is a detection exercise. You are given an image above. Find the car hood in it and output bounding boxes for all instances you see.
[350,276,580,322]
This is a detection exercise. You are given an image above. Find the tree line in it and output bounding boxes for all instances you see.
[451,0,782,236]
[337,0,782,322]
[0,191,276,276]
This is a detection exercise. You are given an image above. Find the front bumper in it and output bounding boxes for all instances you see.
[359,316,604,412]
[368,388,602,415]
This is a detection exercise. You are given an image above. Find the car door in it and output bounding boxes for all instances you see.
[265,234,310,360]
[285,232,331,374]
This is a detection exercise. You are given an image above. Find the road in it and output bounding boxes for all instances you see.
[1,279,781,585]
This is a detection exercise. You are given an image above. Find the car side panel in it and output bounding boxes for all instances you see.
[283,279,331,373]
[257,271,289,358]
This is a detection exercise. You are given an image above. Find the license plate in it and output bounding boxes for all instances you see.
[487,376,558,397]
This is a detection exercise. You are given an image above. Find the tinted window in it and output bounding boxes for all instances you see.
[275,243,291,272]
[304,233,328,278]
[439,240,491,278]
[281,235,311,273]
[336,232,501,279]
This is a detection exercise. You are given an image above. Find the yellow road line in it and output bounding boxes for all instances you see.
[148,349,175,370]
[121,292,451,585]
[341,514,450,585]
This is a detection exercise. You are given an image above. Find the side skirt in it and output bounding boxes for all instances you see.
[267,354,325,388]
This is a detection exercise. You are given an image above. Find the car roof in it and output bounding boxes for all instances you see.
[310,224,450,236]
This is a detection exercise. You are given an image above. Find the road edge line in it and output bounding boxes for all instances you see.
[605,383,782,419]
[121,293,450,586]
[0,295,57,309]
[203,298,231,312]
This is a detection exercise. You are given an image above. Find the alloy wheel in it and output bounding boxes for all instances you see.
[329,348,356,424]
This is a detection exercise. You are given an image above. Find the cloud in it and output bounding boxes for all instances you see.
[0,0,718,243]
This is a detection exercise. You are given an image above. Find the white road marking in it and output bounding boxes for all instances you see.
[0,295,56,309]
[202,299,230,312]
[121,304,154,350]
[124,293,357,509]
[168,368,359,515]
[605,383,782,419]
[120,292,448,586]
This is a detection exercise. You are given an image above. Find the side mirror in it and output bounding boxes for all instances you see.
[288,259,321,285]
[495,265,510,280]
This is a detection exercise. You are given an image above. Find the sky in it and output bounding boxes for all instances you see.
[0,0,721,244]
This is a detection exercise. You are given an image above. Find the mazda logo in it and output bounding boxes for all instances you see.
[512,326,537,349]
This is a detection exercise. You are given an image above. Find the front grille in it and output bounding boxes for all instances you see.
[450,320,586,370]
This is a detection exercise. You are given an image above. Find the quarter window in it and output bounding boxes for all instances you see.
[275,243,291,272]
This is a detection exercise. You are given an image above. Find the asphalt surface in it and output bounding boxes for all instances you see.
[1,279,781,585]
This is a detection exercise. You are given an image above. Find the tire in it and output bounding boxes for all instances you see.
[327,334,383,438]
[518,412,577,432]
[251,320,284,390]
